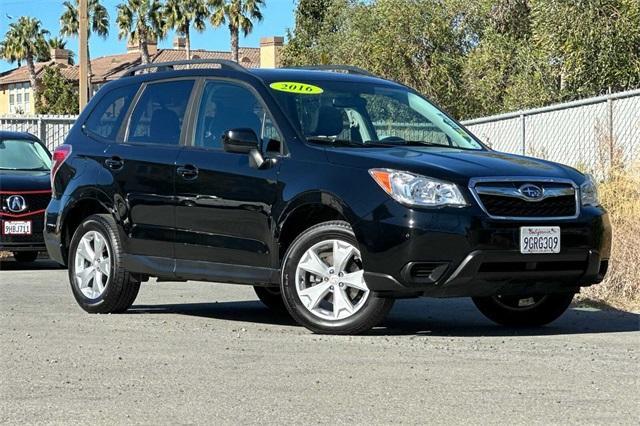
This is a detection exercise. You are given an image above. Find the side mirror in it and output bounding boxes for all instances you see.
[222,128,276,169]
[222,128,259,154]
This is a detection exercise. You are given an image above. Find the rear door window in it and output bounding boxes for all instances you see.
[126,79,195,145]
[84,83,139,140]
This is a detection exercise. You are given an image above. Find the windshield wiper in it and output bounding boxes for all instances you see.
[361,140,451,148]
[307,137,480,150]
[0,167,50,171]
[366,140,480,150]
[307,137,369,148]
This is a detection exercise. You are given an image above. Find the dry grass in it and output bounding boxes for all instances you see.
[577,164,640,311]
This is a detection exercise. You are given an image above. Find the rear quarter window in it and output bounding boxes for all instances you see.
[84,83,139,141]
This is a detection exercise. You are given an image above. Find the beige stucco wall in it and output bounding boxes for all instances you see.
[0,84,35,114]
[0,85,8,114]
[260,36,284,68]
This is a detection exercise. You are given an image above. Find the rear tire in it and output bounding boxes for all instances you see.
[13,251,38,262]
[472,293,574,326]
[68,214,140,314]
[254,286,288,314]
[280,220,394,335]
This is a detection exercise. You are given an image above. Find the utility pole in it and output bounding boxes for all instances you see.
[78,0,89,110]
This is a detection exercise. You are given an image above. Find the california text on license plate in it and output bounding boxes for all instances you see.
[2,220,32,235]
[520,226,560,254]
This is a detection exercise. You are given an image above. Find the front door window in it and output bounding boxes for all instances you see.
[193,81,282,153]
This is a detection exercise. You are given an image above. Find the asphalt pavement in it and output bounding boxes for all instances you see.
[1,259,638,425]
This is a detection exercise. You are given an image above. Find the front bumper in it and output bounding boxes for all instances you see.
[356,201,612,297]
[0,242,47,252]
[1,213,47,253]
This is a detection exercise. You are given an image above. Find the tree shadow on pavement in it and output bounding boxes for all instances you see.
[128,297,639,337]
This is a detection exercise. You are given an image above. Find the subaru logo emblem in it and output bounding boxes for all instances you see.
[518,184,544,200]
[6,195,27,213]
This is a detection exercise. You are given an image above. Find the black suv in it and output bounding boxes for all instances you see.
[45,60,611,334]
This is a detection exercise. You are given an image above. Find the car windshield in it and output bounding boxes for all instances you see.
[269,80,484,150]
[0,139,51,171]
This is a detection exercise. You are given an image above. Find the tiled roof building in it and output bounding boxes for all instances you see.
[0,36,282,114]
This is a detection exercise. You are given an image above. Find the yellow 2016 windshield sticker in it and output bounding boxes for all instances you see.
[269,82,324,95]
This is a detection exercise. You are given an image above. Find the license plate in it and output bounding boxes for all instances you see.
[520,226,560,254]
[2,220,32,235]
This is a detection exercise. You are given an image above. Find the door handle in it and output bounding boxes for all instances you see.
[177,164,199,180]
[104,157,124,170]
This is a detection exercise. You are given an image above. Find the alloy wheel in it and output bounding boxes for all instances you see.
[295,239,370,320]
[74,230,111,299]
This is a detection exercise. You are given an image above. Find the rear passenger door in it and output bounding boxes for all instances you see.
[174,79,283,268]
[105,78,195,259]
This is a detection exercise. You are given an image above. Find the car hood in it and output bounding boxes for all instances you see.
[0,170,51,192]
[324,147,584,184]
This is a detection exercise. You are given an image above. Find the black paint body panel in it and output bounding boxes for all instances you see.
[44,68,611,297]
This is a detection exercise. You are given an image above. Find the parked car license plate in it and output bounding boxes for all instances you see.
[2,220,32,235]
[520,226,560,254]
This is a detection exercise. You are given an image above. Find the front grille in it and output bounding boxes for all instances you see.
[471,179,578,219]
[0,192,51,216]
[479,194,576,217]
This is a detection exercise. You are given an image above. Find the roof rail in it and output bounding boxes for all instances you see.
[124,59,247,77]
[290,65,376,77]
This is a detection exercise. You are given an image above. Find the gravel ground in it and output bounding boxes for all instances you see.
[1,259,639,425]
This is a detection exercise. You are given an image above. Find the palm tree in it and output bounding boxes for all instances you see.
[0,17,49,94]
[34,36,67,62]
[47,36,68,50]
[163,0,208,60]
[0,34,22,67]
[60,0,109,92]
[116,0,165,65]
[47,37,75,65]
[208,0,264,63]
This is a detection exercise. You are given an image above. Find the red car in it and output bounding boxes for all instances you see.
[0,131,52,262]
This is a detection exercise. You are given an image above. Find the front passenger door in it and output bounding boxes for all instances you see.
[174,80,283,268]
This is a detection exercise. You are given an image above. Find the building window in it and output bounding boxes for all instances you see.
[7,82,31,113]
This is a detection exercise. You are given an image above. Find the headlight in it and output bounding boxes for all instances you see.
[369,169,467,207]
[580,174,599,206]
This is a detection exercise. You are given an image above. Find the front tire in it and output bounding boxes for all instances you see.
[472,293,574,327]
[280,221,394,334]
[13,251,38,262]
[68,214,140,314]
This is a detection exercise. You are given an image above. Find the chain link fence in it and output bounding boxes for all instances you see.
[463,89,640,173]
[1,89,638,172]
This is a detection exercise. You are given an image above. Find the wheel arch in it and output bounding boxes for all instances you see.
[276,191,360,265]
[60,194,112,264]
